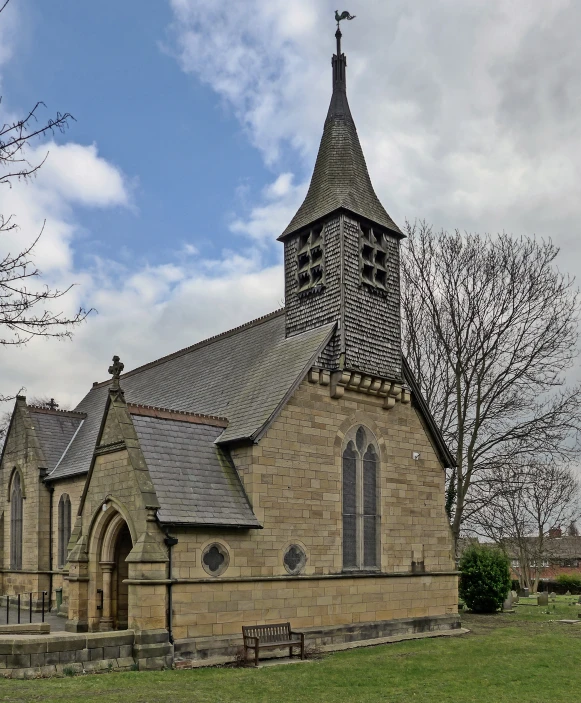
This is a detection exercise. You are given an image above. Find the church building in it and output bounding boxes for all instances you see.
[0,27,459,666]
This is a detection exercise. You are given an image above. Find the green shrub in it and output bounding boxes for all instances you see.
[555,573,581,591]
[459,544,511,613]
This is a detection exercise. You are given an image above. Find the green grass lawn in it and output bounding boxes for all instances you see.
[3,597,581,703]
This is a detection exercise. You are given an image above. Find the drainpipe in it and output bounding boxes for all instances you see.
[164,534,178,644]
[48,484,54,612]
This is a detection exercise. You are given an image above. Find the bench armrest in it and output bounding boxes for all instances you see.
[244,636,260,647]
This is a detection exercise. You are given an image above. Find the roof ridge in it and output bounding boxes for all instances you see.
[128,403,228,427]
[91,308,285,388]
[27,406,87,419]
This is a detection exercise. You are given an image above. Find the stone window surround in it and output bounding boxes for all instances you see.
[283,543,308,575]
[359,223,389,292]
[296,224,325,293]
[57,493,72,569]
[10,469,23,571]
[201,542,230,577]
[341,424,381,572]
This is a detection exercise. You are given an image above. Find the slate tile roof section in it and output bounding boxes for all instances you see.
[47,310,335,480]
[28,408,85,471]
[279,41,402,240]
[131,413,259,527]
[218,322,336,443]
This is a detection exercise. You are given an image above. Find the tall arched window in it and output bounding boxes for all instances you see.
[58,494,72,569]
[10,472,23,570]
[342,426,379,570]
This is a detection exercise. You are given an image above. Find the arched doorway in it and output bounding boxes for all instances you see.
[99,511,133,631]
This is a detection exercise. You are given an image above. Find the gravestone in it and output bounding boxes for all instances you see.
[538,592,549,606]
[519,587,530,598]
[566,590,572,596]
[503,595,514,611]
[550,592,557,601]
[511,590,519,603]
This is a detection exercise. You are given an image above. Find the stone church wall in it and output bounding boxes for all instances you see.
[167,376,457,650]
[0,403,50,596]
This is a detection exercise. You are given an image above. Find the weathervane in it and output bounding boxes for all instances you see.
[335,10,356,28]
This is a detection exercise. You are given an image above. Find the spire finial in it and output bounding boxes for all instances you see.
[332,11,355,95]
[334,10,356,29]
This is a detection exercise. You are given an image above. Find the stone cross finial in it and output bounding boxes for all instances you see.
[47,398,59,410]
[108,355,124,390]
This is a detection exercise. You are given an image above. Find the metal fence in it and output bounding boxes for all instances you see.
[0,591,49,625]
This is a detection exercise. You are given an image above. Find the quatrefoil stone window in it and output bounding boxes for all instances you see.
[201,543,229,576]
[283,544,307,575]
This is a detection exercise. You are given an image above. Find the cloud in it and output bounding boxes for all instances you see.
[168,0,581,260]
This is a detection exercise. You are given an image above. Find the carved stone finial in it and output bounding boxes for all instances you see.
[108,355,124,393]
[47,398,59,411]
[108,355,124,380]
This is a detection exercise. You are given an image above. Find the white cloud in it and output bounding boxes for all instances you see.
[5,0,581,415]
[168,0,581,261]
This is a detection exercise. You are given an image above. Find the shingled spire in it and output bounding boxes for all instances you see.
[282,20,403,382]
[279,27,401,239]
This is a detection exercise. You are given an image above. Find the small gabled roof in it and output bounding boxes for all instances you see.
[130,408,259,527]
[27,407,85,471]
[279,30,402,240]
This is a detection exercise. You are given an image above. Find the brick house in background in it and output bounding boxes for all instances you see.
[510,528,581,583]
[0,27,459,666]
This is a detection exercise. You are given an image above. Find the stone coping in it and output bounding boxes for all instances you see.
[126,570,459,586]
[0,629,135,654]
[0,624,50,636]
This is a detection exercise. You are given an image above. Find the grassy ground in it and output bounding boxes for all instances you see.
[2,596,581,703]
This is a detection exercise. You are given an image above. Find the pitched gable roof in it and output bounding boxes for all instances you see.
[47,311,335,480]
[402,356,456,468]
[131,410,259,527]
[28,407,85,471]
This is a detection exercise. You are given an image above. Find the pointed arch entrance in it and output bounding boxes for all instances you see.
[97,509,134,631]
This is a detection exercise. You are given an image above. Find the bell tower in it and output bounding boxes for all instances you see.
[279,25,404,382]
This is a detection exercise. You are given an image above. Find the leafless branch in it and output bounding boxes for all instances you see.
[402,222,581,546]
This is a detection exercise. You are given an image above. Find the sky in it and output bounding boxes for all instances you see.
[1,0,581,411]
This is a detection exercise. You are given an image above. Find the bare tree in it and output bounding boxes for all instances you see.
[401,222,581,546]
[0,0,90,402]
[472,460,580,592]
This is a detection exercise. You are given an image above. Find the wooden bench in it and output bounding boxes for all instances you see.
[242,622,305,666]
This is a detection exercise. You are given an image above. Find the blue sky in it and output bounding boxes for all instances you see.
[1,0,581,408]
[5,0,276,269]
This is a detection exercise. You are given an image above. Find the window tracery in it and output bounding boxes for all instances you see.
[342,426,379,570]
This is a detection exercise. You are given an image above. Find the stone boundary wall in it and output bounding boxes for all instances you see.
[0,628,172,679]
[174,613,461,667]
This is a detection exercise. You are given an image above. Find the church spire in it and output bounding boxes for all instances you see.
[279,19,401,240]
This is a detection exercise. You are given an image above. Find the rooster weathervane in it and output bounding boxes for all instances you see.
[335,10,356,28]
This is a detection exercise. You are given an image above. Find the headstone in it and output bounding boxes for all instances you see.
[538,592,549,606]
[566,590,572,596]
[503,595,513,611]
[550,592,557,601]
[519,587,530,598]
[511,590,519,603]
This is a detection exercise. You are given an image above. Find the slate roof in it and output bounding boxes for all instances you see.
[402,357,457,468]
[131,413,259,527]
[28,408,85,471]
[47,311,334,481]
[279,47,402,239]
